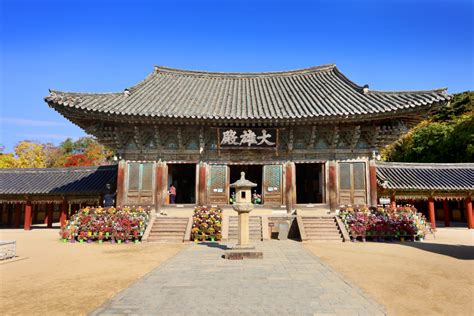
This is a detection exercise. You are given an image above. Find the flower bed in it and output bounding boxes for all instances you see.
[339,205,429,242]
[191,206,222,241]
[59,207,150,244]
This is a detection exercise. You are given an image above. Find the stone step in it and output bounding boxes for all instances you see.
[146,217,189,243]
[148,238,183,243]
[303,224,338,228]
[305,226,339,230]
[154,220,189,225]
[151,227,187,232]
[300,216,343,242]
[302,220,336,223]
[149,231,184,235]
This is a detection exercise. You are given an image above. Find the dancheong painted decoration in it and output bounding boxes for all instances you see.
[44,64,452,213]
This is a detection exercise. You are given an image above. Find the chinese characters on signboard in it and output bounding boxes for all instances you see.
[219,128,277,148]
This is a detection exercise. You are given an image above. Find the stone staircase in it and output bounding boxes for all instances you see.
[147,217,190,242]
[228,216,263,241]
[298,216,344,242]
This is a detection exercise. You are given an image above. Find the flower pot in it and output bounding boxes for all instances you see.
[117,240,122,244]
[70,239,75,243]
[79,240,84,244]
[99,240,103,244]
[134,240,139,244]
[400,237,405,242]
[62,239,67,243]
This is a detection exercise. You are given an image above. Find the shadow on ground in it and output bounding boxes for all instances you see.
[397,242,474,260]
[196,242,230,250]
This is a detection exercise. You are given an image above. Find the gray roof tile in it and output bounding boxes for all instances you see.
[45,64,450,122]
[376,162,474,191]
[0,165,117,195]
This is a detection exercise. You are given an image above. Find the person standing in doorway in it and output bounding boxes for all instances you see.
[169,184,177,204]
[103,183,116,208]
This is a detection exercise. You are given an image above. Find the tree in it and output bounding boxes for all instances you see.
[13,141,46,168]
[63,153,96,167]
[382,91,474,163]
[0,153,17,168]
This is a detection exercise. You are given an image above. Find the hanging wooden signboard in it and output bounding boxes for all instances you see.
[217,128,278,149]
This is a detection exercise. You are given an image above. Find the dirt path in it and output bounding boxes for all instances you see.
[0,229,186,315]
[305,228,474,316]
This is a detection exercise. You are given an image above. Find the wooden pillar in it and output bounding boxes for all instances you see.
[24,200,32,230]
[428,197,436,229]
[465,196,473,229]
[443,199,450,227]
[368,160,378,207]
[155,161,167,211]
[390,192,396,208]
[285,161,296,214]
[60,199,68,228]
[328,161,338,212]
[198,162,207,206]
[14,203,22,228]
[116,160,126,207]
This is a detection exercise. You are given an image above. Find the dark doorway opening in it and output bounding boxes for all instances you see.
[229,165,263,203]
[168,164,196,204]
[296,163,325,204]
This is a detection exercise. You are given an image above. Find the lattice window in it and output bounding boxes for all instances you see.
[209,165,226,191]
[128,163,140,191]
[339,163,351,190]
[141,163,154,191]
[264,165,281,191]
[353,162,365,190]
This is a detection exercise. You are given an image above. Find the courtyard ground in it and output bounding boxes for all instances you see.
[305,228,474,316]
[1,227,472,315]
[0,228,185,315]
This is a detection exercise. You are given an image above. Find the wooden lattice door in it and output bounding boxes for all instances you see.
[126,162,155,205]
[338,162,367,206]
[263,164,283,205]
[208,165,228,204]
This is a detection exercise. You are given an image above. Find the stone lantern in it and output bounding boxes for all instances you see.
[230,172,257,248]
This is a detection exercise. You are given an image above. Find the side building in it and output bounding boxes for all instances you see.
[45,64,450,215]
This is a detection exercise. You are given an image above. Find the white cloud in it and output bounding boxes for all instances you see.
[0,117,69,127]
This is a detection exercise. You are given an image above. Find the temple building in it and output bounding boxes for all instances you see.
[44,64,452,217]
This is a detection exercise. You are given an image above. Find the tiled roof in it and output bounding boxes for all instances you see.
[45,64,450,122]
[376,162,474,191]
[0,165,117,195]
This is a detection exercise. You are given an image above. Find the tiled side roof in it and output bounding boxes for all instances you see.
[0,165,117,195]
[45,64,450,122]
[376,162,474,191]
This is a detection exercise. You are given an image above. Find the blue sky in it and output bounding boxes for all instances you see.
[1,0,472,152]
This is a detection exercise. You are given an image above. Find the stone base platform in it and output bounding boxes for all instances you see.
[224,248,263,260]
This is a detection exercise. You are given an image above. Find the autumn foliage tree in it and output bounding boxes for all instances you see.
[0,137,114,168]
